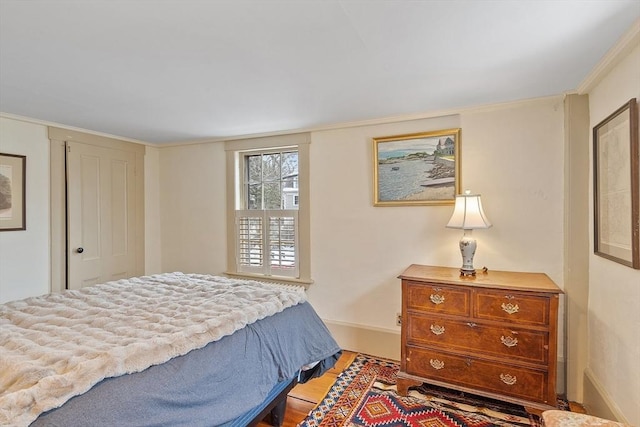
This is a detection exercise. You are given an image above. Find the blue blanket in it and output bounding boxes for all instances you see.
[31,302,341,427]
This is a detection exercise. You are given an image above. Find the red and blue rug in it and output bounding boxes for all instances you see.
[299,354,565,427]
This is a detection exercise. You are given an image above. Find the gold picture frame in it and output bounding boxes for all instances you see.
[593,98,639,269]
[0,152,26,231]
[373,128,461,206]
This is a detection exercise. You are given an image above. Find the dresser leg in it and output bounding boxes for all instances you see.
[523,406,544,417]
[396,377,422,396]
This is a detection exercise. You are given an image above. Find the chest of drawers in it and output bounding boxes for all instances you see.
[397,264,563,411]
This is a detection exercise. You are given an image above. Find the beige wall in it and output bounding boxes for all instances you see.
[0,117,50,303]
[563,94,591,403]
[158,143,227,274]
[307,98,566,360]
[307,114,460,335]
[144,145,162,275]
[585,41,640,425]
[156,97,567,366]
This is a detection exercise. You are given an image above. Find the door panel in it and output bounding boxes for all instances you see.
[111,159,128,256]
[109,157,135,280]
[67,141,137,289]
[78,152,101,287]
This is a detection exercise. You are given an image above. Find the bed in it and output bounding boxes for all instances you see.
[0,273,342,427]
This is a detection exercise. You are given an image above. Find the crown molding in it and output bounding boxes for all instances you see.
[155,94,563,148]
[0,112,151,146]
[1,94,566,149]
[577,19,640,94]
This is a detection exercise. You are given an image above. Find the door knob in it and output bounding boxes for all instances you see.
[76,247,84,253]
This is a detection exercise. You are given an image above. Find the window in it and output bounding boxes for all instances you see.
[237,150,299,277]
[225,133,311,284]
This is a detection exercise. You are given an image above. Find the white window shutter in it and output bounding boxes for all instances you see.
[266,210,299,277]
[236,210,299,277]
[236,210,265,275]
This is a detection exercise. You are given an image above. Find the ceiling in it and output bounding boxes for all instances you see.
[1,1,639,144]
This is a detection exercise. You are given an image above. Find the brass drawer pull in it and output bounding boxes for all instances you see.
[466,322,477,328]
[430,294,445,305]
[500,373,517,385]
[430,324,445,335]
[501,335,518,347]
[429,359,445,370]
[501,302,519,314]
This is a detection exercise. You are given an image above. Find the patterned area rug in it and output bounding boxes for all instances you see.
[299,354,566,427]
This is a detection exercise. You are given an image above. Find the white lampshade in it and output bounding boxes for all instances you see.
[446,191,492,230]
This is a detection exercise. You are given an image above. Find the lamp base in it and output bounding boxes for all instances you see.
[458,230,477,277]
[459,268,476,277]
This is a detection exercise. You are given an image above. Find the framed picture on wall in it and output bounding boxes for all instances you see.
[0,152,26,231]
[593,98,639,269]
[372,128,461,206]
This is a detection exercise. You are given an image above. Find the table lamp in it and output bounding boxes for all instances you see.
[446,190,492,276]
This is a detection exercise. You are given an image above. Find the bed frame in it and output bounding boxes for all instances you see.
[246,378,297,427]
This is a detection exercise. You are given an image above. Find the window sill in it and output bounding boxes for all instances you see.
[224,271,313,288]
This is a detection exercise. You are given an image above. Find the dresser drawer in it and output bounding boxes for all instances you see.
[474,290,551,326]
[405,346,549,403]
[406,314,549,365]
[405,281,470,317]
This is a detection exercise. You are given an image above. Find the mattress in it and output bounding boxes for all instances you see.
[30,301,341,426]
[0,274,341,426]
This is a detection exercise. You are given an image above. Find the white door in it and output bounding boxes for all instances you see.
[67,141,138,289]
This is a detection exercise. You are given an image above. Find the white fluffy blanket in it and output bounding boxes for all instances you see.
[0,273,306,426]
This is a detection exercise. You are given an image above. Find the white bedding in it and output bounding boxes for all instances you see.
[0,273,306,426]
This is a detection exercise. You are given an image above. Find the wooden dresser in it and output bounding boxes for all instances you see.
[397,264,563,412]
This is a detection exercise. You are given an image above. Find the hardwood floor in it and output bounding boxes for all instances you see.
[257,351,357,427]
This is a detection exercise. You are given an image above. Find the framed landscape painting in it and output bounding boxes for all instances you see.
[373,129,461,206]
[0,152,26,231]
[593,98,639,269]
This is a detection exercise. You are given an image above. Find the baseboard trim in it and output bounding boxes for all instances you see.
[583,368,630,424]
[323,319,401,361]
